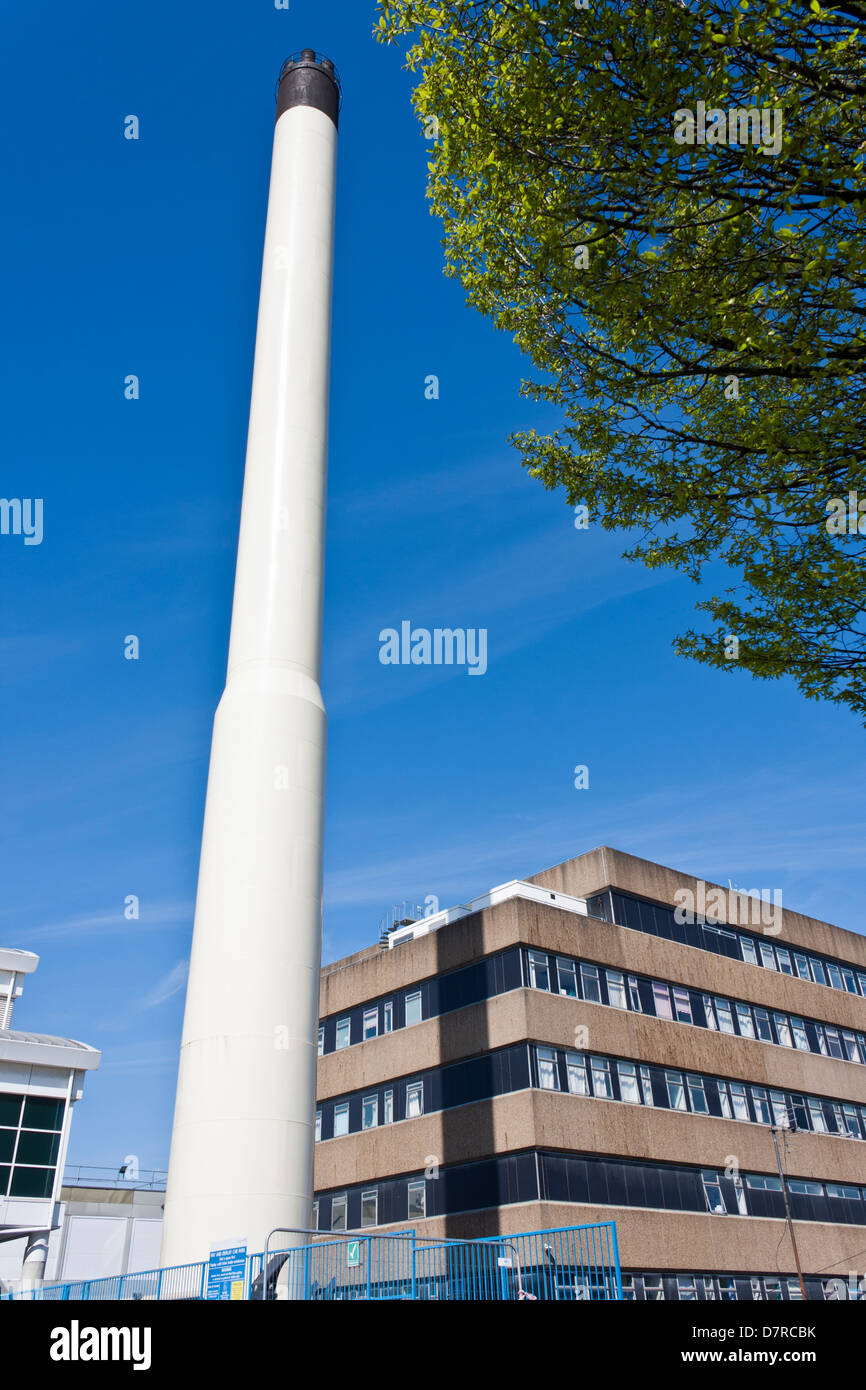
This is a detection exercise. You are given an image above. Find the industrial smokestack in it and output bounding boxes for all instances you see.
[161,52,339,1267]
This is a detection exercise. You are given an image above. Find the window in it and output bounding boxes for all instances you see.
[827,1184,861,1201]
[807,1099,827,1133]
[384,1089,393,1125]
[740,937,758,966]
[618,1062,641,1104]
[315,1110,321,1142]
[528,951,550,991]
[843,1031,860,1062]
[580,963,601,1003]
[816,1026,829,1056]
[406,1082,423,1119]
[702,1172,726,1215]
[566,1051,589,1095]
[826,1028,844,1060]
[733,1177,748,1215]
[405,992,422,1026]
[770,1091,790,1127]
[858,974,866,998]
[736,1004,755,1038]
[676,1276,698,1301]
[703,995,717,1030]
[317,1026,324,1057]
[791,1018,809,1051]
[774,1014,793,1048]
[810,958,827,986]
[666,1072,687,1111]
[312,1200,320,1231]
[789,1179,823,1196]
[754,1008,773,1042]
[556,958,577,997]
[643,1277,665,1300]
[407,1179,426,1219]
[843,1105,861,1139]
[776,948,793,975]
[759,943,776,970]
[361,1190,378,1228]
[640,1065,655,1106]
[334,1103,350,1137]
[537,1046,559,1091]
[842,969,858,995]
[687,1075,709,1115]
[751,1088,771,1125]
[715,1000,735,1034]
[715,1081,732,1119]
[745,1174,781,1191]
[363,1008,378,1040]
[672,987,693,1024]
[383,1001,393,1033]
[362,1095,378,1130]
[606,971,627,1010]
[793,954,811,981]
[628,976,642,1011]
[652,983,673,1020]
[621,1276,637,1301]
[718,1278,738,1301]
[590,1057,613,1099]
[335,1018,351,1050]
[764,1279,783,1301]
[828,964,844,991]
[730,1083,749,1121]
[332,1194,348,1231]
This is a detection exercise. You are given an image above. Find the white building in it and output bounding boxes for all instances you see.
[0,947,100,1291]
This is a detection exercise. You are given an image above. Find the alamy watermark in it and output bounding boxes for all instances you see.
[0,498,42,545]
[825,491,866,536]
[674,879,782,935]
[673,101,783,157]
[379,622,487,676]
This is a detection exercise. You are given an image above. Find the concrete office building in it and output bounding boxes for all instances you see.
[313,848,866,1301]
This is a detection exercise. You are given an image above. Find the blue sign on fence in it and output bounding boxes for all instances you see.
[207,1244,247,1300]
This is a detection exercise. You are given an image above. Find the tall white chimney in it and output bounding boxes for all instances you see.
[161,52,339,1268]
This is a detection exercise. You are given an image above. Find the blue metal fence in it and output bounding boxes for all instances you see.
[1,1221,620,1302]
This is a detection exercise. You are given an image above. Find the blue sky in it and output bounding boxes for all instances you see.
[1,0,863,1175]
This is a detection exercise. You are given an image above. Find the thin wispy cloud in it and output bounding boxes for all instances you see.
[134,959,189,1013]
[324,766,866,952]
[325,524,671,713]
[1,899,192,946]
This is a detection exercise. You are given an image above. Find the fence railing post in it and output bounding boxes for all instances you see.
[410,1229,417,1302]
[609,1221,623,1301]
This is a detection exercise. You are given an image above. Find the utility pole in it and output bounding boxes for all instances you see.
[770,1123,808,1301]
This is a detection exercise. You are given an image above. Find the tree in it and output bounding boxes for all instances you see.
[377,0,866,719]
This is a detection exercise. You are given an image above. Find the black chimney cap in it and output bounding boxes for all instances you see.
[276,51,341,129]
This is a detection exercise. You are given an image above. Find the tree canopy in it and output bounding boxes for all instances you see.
[377,0,866,719]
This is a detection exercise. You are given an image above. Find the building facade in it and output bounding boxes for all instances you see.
[46,1170,165,1285]
[0,948,100,1291]
[313,848,866,1301]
